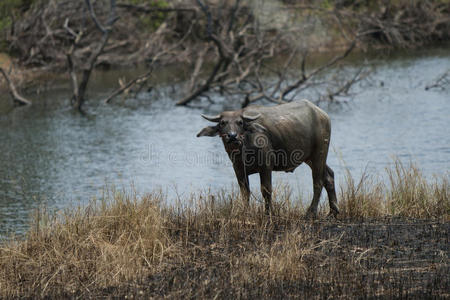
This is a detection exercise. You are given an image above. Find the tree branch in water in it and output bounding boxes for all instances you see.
[0,67,32,106]
[64,0,118,112]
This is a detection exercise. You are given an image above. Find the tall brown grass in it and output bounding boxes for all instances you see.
[0,189,169,298]
[387,160,449,218]
[0,161,448,298]
[339,160,449,220]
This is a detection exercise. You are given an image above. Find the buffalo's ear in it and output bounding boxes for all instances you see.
[247,122,267,133]
[197,126,219,137]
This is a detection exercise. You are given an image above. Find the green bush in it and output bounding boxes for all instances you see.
[0,0,37,50]
[0,0,35,29]
[130,0,170,31]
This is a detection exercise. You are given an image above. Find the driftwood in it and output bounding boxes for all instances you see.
[0,67,32,106]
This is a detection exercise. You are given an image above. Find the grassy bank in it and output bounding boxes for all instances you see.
[0,161,448,298]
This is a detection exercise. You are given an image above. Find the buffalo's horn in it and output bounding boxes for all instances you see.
[242,112,261,122]
[201,114,221,122]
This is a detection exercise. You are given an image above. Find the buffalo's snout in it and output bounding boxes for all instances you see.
[228,131,237,140]
[227,131,238,143]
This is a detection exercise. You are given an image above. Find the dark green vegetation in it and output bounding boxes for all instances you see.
[0,0,34,43]
[0,161,448,298]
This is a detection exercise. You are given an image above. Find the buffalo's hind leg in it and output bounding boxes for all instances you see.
[324,164,339,217]
[306,161,325,219]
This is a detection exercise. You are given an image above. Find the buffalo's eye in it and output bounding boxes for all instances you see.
[237,120,243,126]
[220,120,226,127]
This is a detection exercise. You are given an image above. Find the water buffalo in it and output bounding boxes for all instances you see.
[197,100,339,218]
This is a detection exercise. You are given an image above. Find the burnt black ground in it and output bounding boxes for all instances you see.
[78,218,449,300]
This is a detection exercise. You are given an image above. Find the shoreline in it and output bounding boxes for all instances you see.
[2,41,450,99]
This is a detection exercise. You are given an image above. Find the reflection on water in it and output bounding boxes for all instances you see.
[0,47,449,236]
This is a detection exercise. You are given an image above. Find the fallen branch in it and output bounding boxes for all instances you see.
[425,69,449,91]
[104,69,153,103]
[0,67,32,106]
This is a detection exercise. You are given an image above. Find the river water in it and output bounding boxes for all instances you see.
[0,47,449,236]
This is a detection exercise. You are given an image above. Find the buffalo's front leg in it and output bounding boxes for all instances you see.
[260,169,272,214]
[233,165,250,205]
[324,164,339,217]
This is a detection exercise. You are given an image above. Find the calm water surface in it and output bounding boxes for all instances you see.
[0,48,449,236]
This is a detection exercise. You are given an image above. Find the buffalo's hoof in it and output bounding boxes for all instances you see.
[327,208,339,219]
[326,211,338,220]
[305,210,318,220]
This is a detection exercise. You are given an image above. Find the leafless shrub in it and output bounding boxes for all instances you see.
[7,0,447,110]
[7,0,165,68]
[175,0,370,107]
[342,0,450,48]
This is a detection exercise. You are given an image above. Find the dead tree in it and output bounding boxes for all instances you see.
[337,1,450,48]
[64,0,118,112]
[103,18,195,104]
[0,67,32,106]
[175,0,367,107]
[176,0,261,106]
[99,0,369,108]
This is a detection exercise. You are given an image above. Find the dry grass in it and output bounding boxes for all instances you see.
[0,189,169,298]
[338,168,386,219]
[386,160,449,219]
[0,161,448,299]
[339,160,449,220]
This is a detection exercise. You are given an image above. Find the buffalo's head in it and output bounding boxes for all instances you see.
[197,111,264,147]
